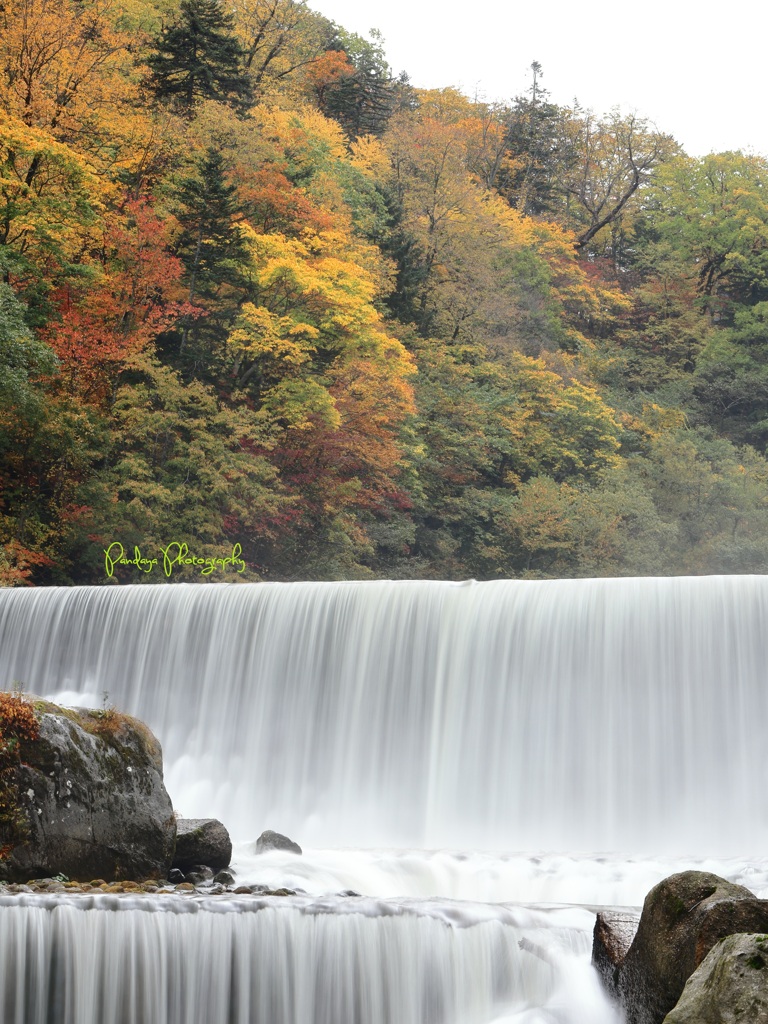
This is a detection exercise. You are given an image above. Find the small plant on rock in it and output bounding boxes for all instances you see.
[0,690,39,859]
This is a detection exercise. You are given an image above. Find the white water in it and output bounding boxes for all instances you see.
[230,846,768,906]
[2,577,766,852]
[0,893,616,1024]
[2,575,765,1022]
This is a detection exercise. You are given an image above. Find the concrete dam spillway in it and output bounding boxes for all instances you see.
[1,575,766,1023]
[2,576,765,853]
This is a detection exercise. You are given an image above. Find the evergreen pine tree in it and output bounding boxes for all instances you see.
[173,147,248,365]
[319,30,403,138]
[498,63,567,217]
[148,0,252,114]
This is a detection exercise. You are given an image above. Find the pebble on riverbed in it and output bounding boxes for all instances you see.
[0,878,301,896]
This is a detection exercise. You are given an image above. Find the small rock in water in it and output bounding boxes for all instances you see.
[173,819,232,873]
[254,830,302,855]
[168,868,185,884]
[213,870,235,886]
[185,864,214,885]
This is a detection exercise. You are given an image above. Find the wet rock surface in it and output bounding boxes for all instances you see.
[592,909,641,998]
[594,871,768,1024]
[254,829,302,855]
[663,932,768,1024]
[2,701,175,883]
[172,818,232,873]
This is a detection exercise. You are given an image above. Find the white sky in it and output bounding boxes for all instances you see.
[312,0,766,158]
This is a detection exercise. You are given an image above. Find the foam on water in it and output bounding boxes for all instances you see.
[230,846,768,905]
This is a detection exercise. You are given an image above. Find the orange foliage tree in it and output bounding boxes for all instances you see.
[44,200,192,405]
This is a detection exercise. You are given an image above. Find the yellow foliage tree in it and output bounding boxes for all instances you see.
[227,224,415,547]
[0,111,101,272]
[0,0,160,188]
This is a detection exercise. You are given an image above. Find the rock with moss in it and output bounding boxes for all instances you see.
[172,818,231,873]
[1,699,176,882]
[663,933,768,1023]
[613,871,768,1024]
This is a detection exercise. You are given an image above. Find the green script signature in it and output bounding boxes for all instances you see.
[104,542,246,578]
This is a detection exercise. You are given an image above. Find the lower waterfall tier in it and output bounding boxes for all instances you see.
[0,894,614,1024]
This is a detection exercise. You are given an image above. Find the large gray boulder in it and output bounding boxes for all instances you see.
[616,871,768,1024]
[172,818,232,873]
[2,699,175,882]
[663,933,768,1024]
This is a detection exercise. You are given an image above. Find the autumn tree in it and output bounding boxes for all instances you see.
[81,350,282,580]
[0,112,100,289]
[407,88,510,192]
[403,331,626,577]
[382,105,627,353]
[242,103,390,240]
[230,0,335,98]
[557,108,677,258]
[384,108,505,338]
[0,0,157,190]
[225,223,415,574]
[44,199,189,405]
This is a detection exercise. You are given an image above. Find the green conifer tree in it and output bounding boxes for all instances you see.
[499,63,567,217]
[173,147,248,367]
[319,30,404,138]
[148,0,252,114]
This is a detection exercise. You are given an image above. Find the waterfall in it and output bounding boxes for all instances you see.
[1,576,764,852]
[2,575,763,1023]
[0,893,606,1024]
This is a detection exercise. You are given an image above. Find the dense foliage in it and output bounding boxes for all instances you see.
[2,4,768,584]
[0,692,38,857]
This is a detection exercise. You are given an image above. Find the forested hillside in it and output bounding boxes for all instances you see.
[3,0,768,584]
